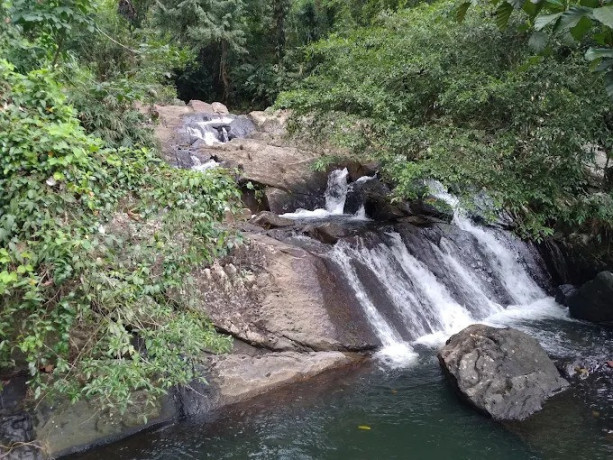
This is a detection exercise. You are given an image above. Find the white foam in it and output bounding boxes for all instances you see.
[376,342,419,369]
[191,155,219,172]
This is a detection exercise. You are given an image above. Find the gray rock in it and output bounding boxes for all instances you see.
[438,324,569,421]
[251,211,294,229]
[302,222,351,245]
[360,180,407,221]
[346,161,379,182]
[410,196,454,223]
[188,100,214,112]
[567,271,613,325]
[554,284,577,306]
[228,116,256,140]
[210,351,357,404]
[185,232,378,352]
[265,186,326,215]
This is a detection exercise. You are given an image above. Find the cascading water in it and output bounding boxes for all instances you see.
[319,178,569,367]
[190,155,219,172]
[281,168,371,220]
[324,168,349,214]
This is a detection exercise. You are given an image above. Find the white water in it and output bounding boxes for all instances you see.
[190,155,219,172]
[185,117,234,146]
[281,168,372,220]
[325,182,570,367]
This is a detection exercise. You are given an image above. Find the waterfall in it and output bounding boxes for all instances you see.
[324,183,567,367]
[184,116,234,146]
[324,168,349,214]
[281,168,370,220]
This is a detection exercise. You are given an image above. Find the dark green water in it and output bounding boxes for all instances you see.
[71,326,613,460]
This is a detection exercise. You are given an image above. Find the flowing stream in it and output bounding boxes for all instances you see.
[70,170,613,459]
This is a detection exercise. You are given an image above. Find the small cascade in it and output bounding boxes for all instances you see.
[184,116,235,146]
[220,127,229,143]
[281,168,373,220]
[190,155,219,172]
[324,168,349,214]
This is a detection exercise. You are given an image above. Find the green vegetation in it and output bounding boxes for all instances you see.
[278,2,613,239]
[2,0,613,420]
[458,0,613,97]
[0,0,239,414]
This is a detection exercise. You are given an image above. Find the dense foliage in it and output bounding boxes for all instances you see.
[0,0,240,414]
[278,2,613,239]
[458,0,613,97]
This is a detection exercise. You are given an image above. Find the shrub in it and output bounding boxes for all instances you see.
[0,59,239,413]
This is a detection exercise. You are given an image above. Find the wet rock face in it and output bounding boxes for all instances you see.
[438,324,569,421]
[185,232,379,352]
[0,374,43,460]
[555,284,578,306]
[567,271,613,326]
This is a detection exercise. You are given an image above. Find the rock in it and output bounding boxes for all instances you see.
[567,271,613,325]
[410,196,454,223]
[554,284,577,306]
[210,351,356,404]
[228,116,256,140]
[193,138,326,192]
[251,211,294,229]
[212,102,230,115]
[186,232,378,352]
[346,161,379,182]
[360,179,407,221]
[248,109,291,135]
[188,100,214,112]
[35,390,178,458]
[438,324,569,421]
[265,186,326,215]
[302,222,351,245]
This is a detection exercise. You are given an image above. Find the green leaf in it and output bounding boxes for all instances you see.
[528,30,549,52]
[570,16,593,40]
[456,2,471,22]
[605,70,613,98]
[495,2,514,29]
[556,7,593,33]
[593,5,613,28]
[534,13,562,30]
[523,0,543,18]
[585,47,613,61]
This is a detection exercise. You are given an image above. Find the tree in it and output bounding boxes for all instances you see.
[456,0,613,98]
[155,0,247,102]
[9,0,94,65]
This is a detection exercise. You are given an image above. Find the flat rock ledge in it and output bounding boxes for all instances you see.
[32,351,359,458]
[438,324,569,421]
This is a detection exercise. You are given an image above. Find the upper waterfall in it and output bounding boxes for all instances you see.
[281,168,370,220]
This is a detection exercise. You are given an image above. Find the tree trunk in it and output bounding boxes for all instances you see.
[273,0,289,62]
[219,39,230,104]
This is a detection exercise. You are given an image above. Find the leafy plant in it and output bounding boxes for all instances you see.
[0,59,240,413]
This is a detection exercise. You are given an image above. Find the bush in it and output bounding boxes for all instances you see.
[0,59,239,414]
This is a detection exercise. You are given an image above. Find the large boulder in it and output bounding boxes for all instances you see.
[438,324,569,421]
[567,271,613,325]
[182,232,378,352]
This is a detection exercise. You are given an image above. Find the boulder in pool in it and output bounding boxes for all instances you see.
[567,271,613,326]
[438,324,568,421]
